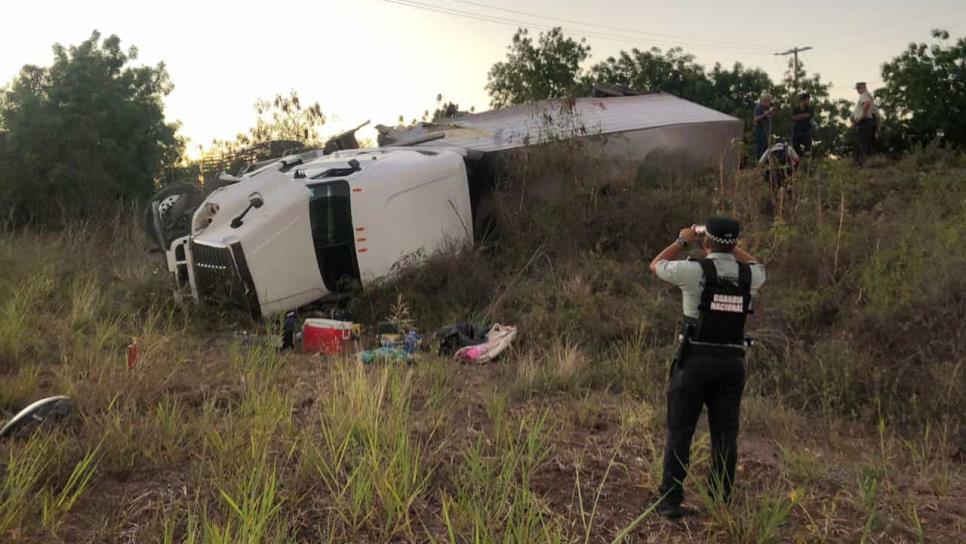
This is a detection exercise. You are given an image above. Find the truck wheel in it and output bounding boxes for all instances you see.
[143,183,206,249]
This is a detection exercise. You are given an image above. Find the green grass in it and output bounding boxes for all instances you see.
[305,363,433,540]
[40,443,99,532]
[779,444,824,486]
[210,451,287,543]
[441,409,561,542]
[0,433,52,534]
[0,274,54,369]
[0,432,99,538]
[693,474,795,544]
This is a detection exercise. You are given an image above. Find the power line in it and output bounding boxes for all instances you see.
[386,0,772,53]
[774,46,813,92]
[440,0,779,50]
[374,0,774,56]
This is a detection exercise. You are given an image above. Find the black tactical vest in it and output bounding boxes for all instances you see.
[691,259,753,345]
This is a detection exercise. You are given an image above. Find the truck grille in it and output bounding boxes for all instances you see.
[191,241,250,313]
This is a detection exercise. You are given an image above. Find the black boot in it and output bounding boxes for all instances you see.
[656,502,687,520]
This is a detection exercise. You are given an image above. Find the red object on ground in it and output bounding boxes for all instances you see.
[126,339,140,369]
[302,319,353,354]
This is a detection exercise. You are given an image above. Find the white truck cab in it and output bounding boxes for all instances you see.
[164,147,472,318]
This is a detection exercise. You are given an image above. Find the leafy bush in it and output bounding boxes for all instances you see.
[0,32,180,227]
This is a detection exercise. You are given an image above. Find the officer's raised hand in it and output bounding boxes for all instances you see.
[648,225,700,274]
[679,225,700,244]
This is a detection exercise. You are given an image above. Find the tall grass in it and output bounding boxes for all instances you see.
[210,451,286,543]
[307,362,432,540]
[0,274,54,369]
[441,409,560,542]
[0,432,99,537]
[40,443,100,532]
[693,472,795,544]
[0,433,52,533]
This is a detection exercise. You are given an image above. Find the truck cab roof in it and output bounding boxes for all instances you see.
[235,146,469,185]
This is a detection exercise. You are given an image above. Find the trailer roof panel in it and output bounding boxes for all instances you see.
[411,93,741,153]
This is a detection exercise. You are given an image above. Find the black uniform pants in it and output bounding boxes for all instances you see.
[855,119,875,165]
[659,351,746,507]
[792,132,812,156]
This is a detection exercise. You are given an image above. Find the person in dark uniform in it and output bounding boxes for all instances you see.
[791,92,814,156]
[648,217,766,519]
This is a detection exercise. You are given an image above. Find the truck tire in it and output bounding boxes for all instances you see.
[143,183,206,249]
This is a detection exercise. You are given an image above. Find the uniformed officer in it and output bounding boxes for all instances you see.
[648,217,766,519]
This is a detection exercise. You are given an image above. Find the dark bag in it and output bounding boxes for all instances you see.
[437,322,488,356]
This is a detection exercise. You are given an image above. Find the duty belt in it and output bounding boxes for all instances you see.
[686,341,746,357]
[678,318,754,359]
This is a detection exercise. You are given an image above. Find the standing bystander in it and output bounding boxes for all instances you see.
[791,92,814,156]
[852,82,878,165]
[753,93,775,160]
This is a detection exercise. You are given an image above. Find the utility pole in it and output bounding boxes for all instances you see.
[775,46,813,92]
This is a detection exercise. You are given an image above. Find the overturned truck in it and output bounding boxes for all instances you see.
[147,93,742,318]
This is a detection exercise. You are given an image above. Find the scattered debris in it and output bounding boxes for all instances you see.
[126,337,140,369]
[437,322,489,356]
[322,120,369,155]
[281,311,298,351]
[454,324,518,364]
[378,321,404,349]
[303,318,354,354]
[357,347,412,364]
[403,330,423,354]
[0,396,73,439]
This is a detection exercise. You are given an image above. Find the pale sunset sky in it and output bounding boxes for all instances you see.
[2,0,964,152]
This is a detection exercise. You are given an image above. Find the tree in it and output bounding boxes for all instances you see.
[877,30,966,150]
[248,90,326,145]
[421,94,473,123]
[486,27,590,107]
[0,31,181,226]
[586,47,714,103]
[773,58,851,156]
[705,62,776,119]
[200,90,327,178]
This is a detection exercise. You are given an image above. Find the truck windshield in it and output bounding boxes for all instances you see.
[308,181,360,293]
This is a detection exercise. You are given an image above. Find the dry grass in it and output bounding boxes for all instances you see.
[0,154,964,542]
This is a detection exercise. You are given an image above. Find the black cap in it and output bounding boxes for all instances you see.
[706,216,740,245]
[799,91,810,99]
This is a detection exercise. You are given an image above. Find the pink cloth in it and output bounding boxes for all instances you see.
[455,324,518,363]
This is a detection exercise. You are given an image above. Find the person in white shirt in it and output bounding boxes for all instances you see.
[852,82,878,166]
[648,217,766,519]
[758,141,800,194]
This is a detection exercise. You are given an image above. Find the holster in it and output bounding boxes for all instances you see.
[673,323,695,370]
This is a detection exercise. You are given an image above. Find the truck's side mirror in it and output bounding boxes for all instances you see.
[231,193,264,228]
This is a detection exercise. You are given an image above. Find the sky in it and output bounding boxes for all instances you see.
[2,0,964,154]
